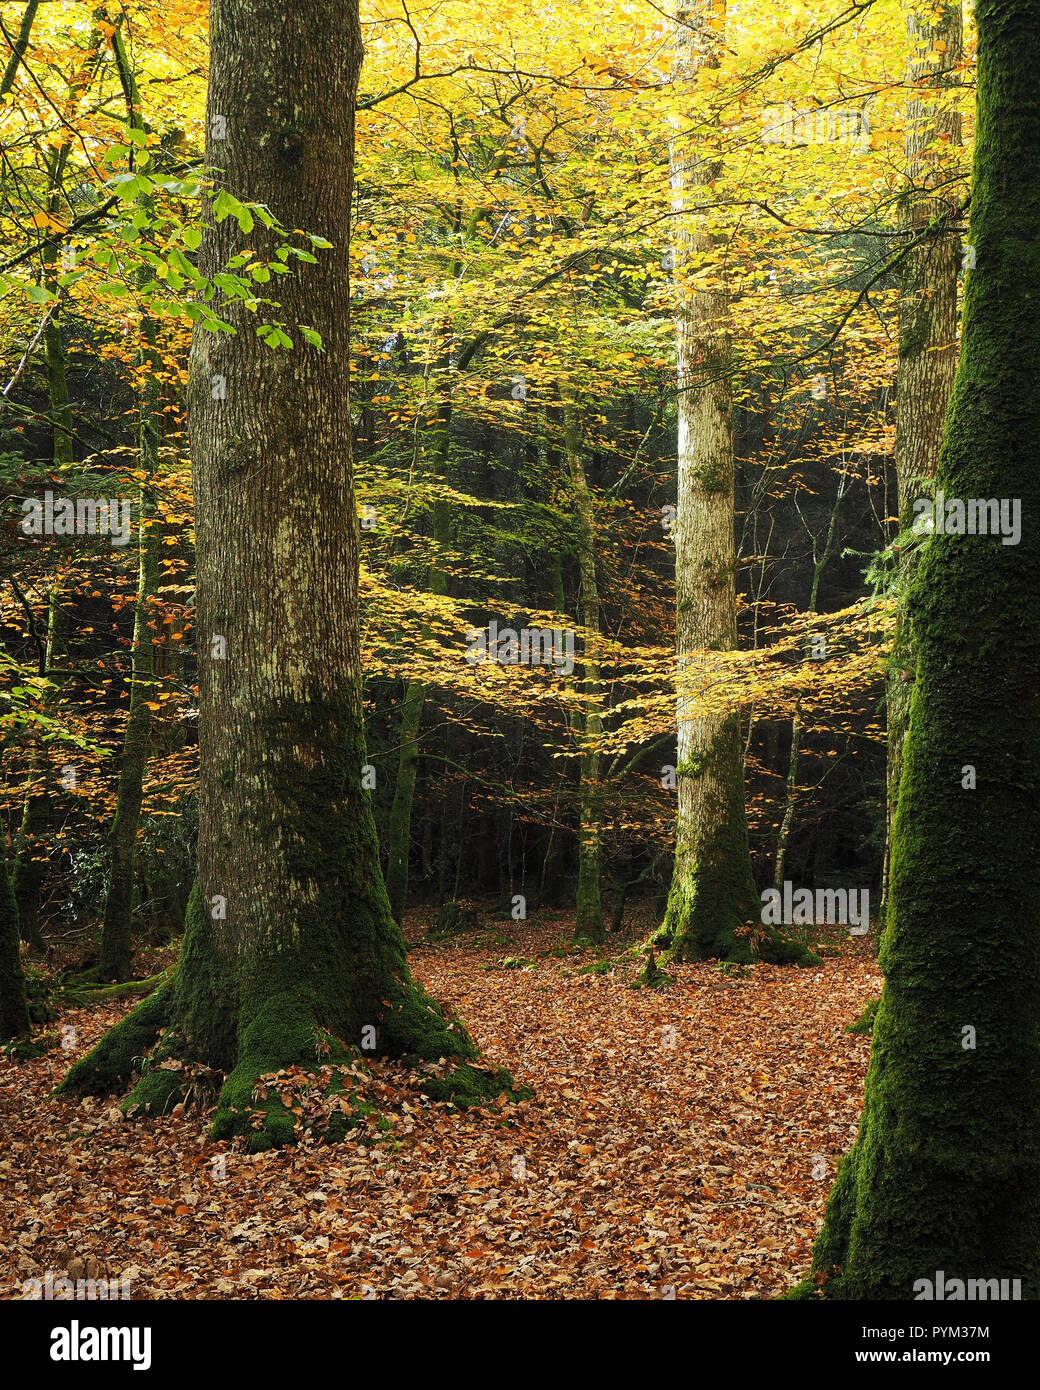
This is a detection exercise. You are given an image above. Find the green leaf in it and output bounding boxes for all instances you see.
[299,326,323,349]
[212,189,253,232]
[250,203,280,230]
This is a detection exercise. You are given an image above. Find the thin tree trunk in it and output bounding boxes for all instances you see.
[11,23,102,949]
[97,21,162,981]
[806,0,1040,1298]
[773,473,848,889]
[0,832,30,1040]
[12,591,63,953]
[0,0,41,98]
[562,388,605,942]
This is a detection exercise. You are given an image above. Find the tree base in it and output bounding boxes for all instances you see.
[57,975,528,1151]
[651,914,820,968]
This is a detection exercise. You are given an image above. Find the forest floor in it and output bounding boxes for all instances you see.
[1,908,879,1300]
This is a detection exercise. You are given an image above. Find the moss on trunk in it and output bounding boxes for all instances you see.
[60,0,519,1148]
[656,718,816,965]
[0,846,30,1040]
[806,0,1040,1299]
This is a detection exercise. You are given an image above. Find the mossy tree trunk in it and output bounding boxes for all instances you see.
[0,0,40,98]
[882,0,963,921]
[658,4,811,966]
[0,834,30,1041]
[98,22,160,981]
[61,0,513,1146]
[807,0,1040,1298]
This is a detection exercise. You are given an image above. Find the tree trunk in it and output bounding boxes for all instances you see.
[97,21,162,981]
[60,0,514,1146]
[882,0,963,921]
[0,0,41,98]
[12,590,65,954]
[0,834,30,1041]
[773,474,848,889]
[658,2,810,965]
[805,0,1040,1298]
[562,389,605,942]
[97,398,159,980]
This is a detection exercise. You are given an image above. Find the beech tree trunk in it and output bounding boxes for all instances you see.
[882,0,963,919]
[803,0,1040,1298]
[61,0,513,1146]
[658,2,809,965]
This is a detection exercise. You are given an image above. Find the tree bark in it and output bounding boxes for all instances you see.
[658,2,810,965]
[0,831,30,1040]
[98,21,161,981]
[61,0,514,1145]
[12,590,64,954]
[882,0,963,920]
[804,0,1040,1298]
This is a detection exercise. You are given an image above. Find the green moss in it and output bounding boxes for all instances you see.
[0,848,30,1041]
[125,1065,187,1117]
[428,901,479,939]
[60,686,526,1145]
[658,717,817,967]
[211,985,351,1145]
[2,1033,54,1060]
[55,982,173,1096]
[847,996,880,1035]
[805,0,1040,1298]
[780,1277,822,1300]
[417,1062,530,1109]
[24,966,56,1024]
[576,958,613,976]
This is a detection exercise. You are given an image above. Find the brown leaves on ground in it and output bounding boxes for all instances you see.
[0,915,879,1299]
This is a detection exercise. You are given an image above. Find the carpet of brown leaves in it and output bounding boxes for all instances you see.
[0,912,880,1299]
